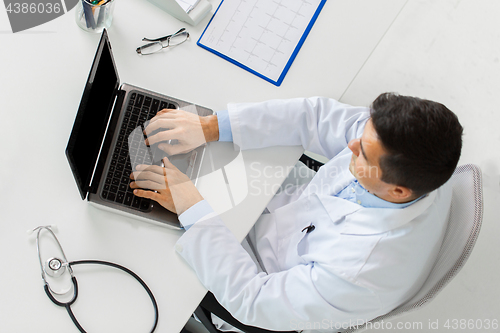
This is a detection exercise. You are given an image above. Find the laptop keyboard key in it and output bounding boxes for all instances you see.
[151,99,159,113]
[124,193,133,206]
[159,101,168,110]
[135,94,144,107]
[140,199,151,211]
[116,192,125,204]
[132,196,141,208]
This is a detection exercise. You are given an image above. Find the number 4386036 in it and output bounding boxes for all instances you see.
[6,2,61,14]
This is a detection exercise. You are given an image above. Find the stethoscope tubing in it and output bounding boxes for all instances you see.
[46,260,159,333]
[34,226,159,333]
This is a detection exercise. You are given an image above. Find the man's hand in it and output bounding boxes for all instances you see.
[130,157,204,215]
[144,109,219,156]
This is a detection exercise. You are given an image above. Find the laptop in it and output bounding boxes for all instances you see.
[65,29,212,229]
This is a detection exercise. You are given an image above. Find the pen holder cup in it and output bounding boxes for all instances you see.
[75,0,116,33]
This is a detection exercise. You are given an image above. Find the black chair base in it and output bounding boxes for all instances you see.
[193,292,296,333]
[299,154,325,172]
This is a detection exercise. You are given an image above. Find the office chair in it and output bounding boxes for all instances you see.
[192,161,483,333]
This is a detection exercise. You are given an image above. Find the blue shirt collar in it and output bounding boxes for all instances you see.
[349,180,422,209]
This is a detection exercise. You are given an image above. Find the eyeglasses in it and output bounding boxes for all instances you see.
[136,28,190,55]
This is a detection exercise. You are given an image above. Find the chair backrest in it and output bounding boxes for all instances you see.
[342,164,484,333]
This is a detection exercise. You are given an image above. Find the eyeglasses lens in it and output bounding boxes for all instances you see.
[139,42,163,55]
[168,32,189,46]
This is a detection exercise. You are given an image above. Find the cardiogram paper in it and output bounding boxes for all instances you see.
[198,0,323,83]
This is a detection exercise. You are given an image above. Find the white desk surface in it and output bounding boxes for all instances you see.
[0,0,406,332]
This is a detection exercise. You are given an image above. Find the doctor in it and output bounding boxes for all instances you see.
[130,93,463,332]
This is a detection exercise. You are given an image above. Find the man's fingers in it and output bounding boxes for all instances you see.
[131,170,166,185]
[144,118,176,136]
[132,188,163,201]
[146,128,181,146]
[149,109,177,122]
[162,156,176,169]
[146,110,178,130]
[130,179,166,190]
[161,157,192,184]
[155,109,178,117]
[134,164,166,176]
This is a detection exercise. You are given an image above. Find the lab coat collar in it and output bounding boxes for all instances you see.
[317,190,436,235]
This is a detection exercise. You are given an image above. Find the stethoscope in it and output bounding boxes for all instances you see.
[30,225,159,333]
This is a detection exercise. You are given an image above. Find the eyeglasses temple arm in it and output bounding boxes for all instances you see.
[141,28,187,42]
[136,42,162,54]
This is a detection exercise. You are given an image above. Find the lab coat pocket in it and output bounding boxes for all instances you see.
[285,230,309,268]
[274,197,315,270]
[279,231,307,270]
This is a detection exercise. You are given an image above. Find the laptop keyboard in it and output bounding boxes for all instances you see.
[101,92,177,211]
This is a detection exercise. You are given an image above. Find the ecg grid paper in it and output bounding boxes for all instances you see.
[198,0,323,84]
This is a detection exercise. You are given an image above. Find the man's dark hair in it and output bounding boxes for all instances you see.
[370,93,463,197]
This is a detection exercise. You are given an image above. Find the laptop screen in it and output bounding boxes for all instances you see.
[66,30,120,200]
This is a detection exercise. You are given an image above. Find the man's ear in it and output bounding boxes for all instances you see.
[388,185,415,202]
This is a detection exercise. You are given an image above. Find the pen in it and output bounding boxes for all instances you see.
[92,0,105,13]
[96,0,109,26]
[83,0,96,29]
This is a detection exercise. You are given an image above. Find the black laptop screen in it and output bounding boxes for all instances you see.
[66,30,119,200]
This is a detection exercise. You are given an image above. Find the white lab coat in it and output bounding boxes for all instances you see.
[176,97,451,332]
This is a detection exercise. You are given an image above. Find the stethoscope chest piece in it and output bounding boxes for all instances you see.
[44,257,66,278]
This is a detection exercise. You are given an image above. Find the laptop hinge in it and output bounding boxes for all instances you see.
[88,89,126,196]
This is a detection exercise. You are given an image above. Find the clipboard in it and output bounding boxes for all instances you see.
[197,0,326,86]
